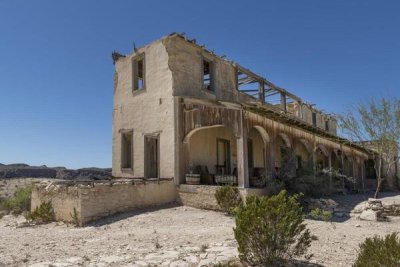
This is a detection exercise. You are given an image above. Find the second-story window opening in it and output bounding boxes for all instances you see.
[133,55,145,91]
[312,112,317,127]
[203,59,213,91]
[325,120,329,131]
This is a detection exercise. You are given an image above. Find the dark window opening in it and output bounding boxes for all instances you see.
[145,135,159,178]
[203,59,213,91]
[312,112,317,127]
[216,138,231,174]
[247,139,254,170]
[365,159,377,179]
[325,120,329,131]
[121,132,133,169]
[133,56,145,91]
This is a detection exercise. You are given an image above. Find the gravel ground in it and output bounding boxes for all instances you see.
[0,194,400,267]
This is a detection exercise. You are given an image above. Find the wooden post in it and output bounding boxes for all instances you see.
[259,81,265,104]
[281,93,287,113]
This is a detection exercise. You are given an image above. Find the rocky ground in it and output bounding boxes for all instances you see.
[1,194,400,267]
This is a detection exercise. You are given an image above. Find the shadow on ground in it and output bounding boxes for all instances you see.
[88,202,181,227]
[289,259,325,267]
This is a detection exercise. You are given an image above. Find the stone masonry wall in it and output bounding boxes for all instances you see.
[31,179,177,225]
[177,184,267,211]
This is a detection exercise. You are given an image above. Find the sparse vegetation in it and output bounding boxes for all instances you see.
[200,244,209,253]
[0,186,32,215]
[215,185,242,215]
[353,233,400,267]
[25,201,54,223]
[308,208,332,222]
[234,190,312,266]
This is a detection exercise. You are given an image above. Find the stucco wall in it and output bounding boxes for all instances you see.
[112,39,175,178]
[248,128,265,169]
[31,179,177,225]
[164,36,253,104]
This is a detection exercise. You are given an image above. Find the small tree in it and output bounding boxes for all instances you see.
[234,190,312,266]
[339,97,400,198]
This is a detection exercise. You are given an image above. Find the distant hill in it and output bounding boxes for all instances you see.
[0,163,112,180]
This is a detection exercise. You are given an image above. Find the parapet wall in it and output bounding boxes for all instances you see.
[31,179,177,225]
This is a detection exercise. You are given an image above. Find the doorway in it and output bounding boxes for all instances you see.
[145,135,159,178]
[216,138,231,174]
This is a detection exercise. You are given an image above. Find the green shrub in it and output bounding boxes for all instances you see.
[353,233,400,267]
[0,187,32,214]
[308,208,332,222]
[26,201,54,223]
[215,185,242,214]
[234,190,312,266]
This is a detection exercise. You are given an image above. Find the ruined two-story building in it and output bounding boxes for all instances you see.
[112,33,374,197]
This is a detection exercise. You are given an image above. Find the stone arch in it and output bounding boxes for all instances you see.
[293,139,313,174]
[343,155,354,177]
[331,150,342,172]
[247,126,272,186]
[277,132,291,148]
[183,125,238,183]
[274,133,295,179]
[315,144,329,171]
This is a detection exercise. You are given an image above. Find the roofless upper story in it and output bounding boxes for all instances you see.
[112,33,337,135]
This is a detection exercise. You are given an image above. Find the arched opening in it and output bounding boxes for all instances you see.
[274,133,294,179]
[331,150,342,172]
[343,155,354,177]
[183,125,238,185]
[294,139,312,175]
[248,126,271,187]
[316,145,329,171]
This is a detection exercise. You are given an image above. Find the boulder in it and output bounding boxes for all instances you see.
[359,209,378,221]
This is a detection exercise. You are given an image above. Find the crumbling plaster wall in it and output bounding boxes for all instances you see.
[112,39,175,178]
[164,36,254,104]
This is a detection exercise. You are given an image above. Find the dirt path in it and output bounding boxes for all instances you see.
[1,195,400,267]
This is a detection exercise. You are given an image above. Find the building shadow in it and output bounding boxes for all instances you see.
[87,202,181,227]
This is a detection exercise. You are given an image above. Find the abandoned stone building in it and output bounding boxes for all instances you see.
[111,33,383,195]
[31,33,398,225]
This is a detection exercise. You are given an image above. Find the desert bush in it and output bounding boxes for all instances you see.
[0,187,32,214]
[215,185,242,214]
[26,201,54,223]
[234,190,312,266]
[353,233,400,267]
[308,208,332,221]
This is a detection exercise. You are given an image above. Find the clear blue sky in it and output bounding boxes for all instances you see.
[1,1,399,168]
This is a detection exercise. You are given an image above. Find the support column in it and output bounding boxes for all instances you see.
[328,152,333,193]
[280,93,287,113]
[259,81,265,104]
[237,111,249,188]
[352,159,357,190]
[269,138,276,179]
